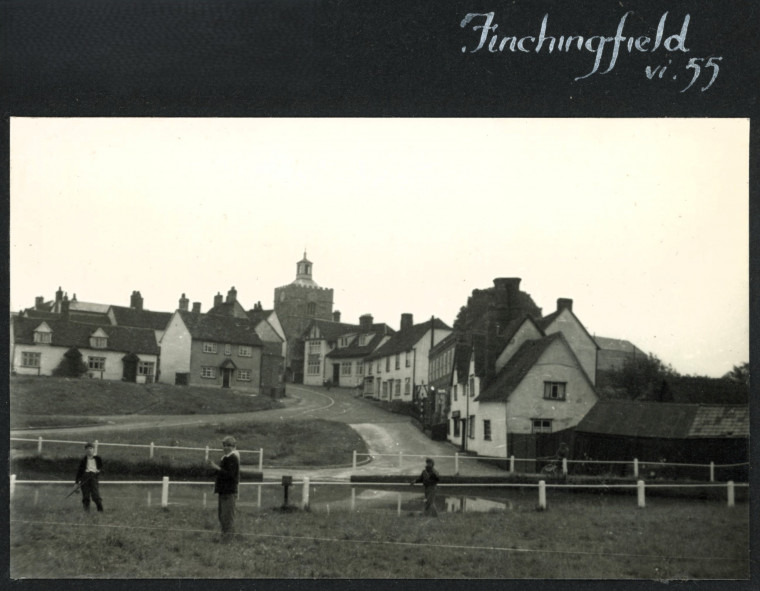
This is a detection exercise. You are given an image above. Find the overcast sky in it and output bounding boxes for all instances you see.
[10,118,748,377]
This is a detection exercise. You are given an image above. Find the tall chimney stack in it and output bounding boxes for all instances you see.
[226,286,237,304]
[179,293,189,311]
[333,310,341,322]
[557,298,573,312]
[192,302,202,314]
[213,292,223,307]
[360,314,373,330]
[400,313,413,331]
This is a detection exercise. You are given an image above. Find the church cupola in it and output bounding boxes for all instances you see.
[296,251,313,282]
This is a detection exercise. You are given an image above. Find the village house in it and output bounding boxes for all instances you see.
[364,314,452,402]
[159,305,264,392]
[11,314,160,382]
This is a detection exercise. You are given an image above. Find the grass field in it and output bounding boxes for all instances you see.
[10,376,282,428]
[9,492,750,579]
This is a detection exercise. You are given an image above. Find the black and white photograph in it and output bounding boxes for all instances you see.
[3,0,757,586]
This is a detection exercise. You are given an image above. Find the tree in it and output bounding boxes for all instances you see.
[52,347,89,377]
[723,362,749,386]
[607,353,679,401]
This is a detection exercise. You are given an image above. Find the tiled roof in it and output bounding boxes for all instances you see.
[177,310,263,346]
[70,301,111,314]
[365,318,451,361]
[594,336,642,352]
[247,308,274,325]
[575,401,749,439]
[109,306,172,331]
[327,331,388,359]
[13,316,159,355]
[665,376,749,405]
[22,309,110,326]
[303,319,362,342]
[476,333,563,402]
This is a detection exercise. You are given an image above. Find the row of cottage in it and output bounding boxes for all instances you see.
[12,276,654,458]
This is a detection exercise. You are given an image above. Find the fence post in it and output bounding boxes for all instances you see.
[637,480,646,508]
[562,458,568,475]
[537,480,547,510]
[353,450,357,470]
[161,476,169,508]
[398,452,403,469]
[727,481,735,507]
[302,476,310,510]
[259,449,264,472]
[10,474,15,499]
[204,446,210,462]
[710,461,715,483]
[351,487,356,511]
[37,437,43,455]
[94,440,99,455]
[633,458,639,479]
[397,493,402,516]
[454,452,459,475]
[150,442,155,459]
[510,455,515,473]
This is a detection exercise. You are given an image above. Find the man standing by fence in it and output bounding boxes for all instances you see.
[75,442,103,512]
[411,457,440,517]
[207,435,240,542]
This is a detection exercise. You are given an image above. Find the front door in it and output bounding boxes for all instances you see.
[222,368,232,388]
[332,363,340,385]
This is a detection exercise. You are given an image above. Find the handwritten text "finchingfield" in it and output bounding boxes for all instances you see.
[460,12,690,81]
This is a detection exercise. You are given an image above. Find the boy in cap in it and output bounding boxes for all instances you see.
[75,442,104,512]
[410,457,440,517]
[207,435,240,541]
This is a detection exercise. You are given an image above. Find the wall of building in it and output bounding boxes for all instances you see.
[542,310,597,385]
[157,314,192,384]
[187,340,262,392]
[495,321,543,372]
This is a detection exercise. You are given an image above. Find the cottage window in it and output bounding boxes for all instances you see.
[483,420,492,441]
[452,411,461,437]
[88,357,106,371]
[404,377,411,395]
[307,354,321,375]
[469,377,476,397]
[341,361,352,376]
[544,382,567,401]
[308,341,321,353]
[405,351,411,368]
[21,352,41,367]
[138,361,155,376]
[307,302,316,316]
[382,381,389,398]
[469,415,476,439]
[238,346,252,357]
[532,419,553,434]
[367,363,373,376]
[34,331,52,344]
[377,361,382,374]
[385,357,390,372]
[395,354,400,370]
[203,342,217,354]
[237,369,252,381]
[356,361,363,376]
[201,366,216,379]
[224,344,232,356]
[394,379,401,397]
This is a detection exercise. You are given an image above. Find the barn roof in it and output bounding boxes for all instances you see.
[576,400,749,439]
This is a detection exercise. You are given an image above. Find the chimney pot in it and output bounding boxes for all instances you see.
[333,310,341,322]
[557,298,573,312]
[192,302,202,314]
[360,314,373,330]
[213,292,223,308]
[179,293,189,311]
[226,286,237,304]
[400,313,413,331]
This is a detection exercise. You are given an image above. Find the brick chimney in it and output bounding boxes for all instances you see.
[130,290,144,311]
[557,298,573,312]
[333,310,341,322]
[178,293,189,311]
[226,286,237,304]
[61,294,70,319]
[55,286,63,304]
[192,302,202,314]
[213,292,223,307]
[35,296,44,310]
[360,314,373,330]
[400,313,413,331]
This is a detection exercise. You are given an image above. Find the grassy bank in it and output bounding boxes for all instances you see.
[11,420,369,475]
[9,495,749,579]
[10,376,283,428]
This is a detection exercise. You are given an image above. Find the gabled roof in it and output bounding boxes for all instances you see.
[109,305,172,331]
[247,308,274,325]
[594,336,643,353]
[22,309,110,326]
[476,333,564,402]
[576,400,749,439]
[176,310,263,346]
[537,308,599,350]
[12,316,159,355]
[365,318,451,361]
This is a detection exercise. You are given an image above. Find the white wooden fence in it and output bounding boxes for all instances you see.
[10,436,264,471]
[9,475,746,511]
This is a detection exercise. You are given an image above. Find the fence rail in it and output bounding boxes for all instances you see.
[10,475,748,512]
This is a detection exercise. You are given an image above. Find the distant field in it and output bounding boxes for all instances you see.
[10,376,283,428]
[9,494,750,579]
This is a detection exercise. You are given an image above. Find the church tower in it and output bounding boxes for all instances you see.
[274,251,335,382]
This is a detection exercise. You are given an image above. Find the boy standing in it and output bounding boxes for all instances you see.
[75,442,103,512]
[207,435,240,541]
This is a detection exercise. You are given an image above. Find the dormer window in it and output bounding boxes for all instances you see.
[33,322,52,344]
[89,328,109,349]
[339,336,350,348]
[359,334,368,346]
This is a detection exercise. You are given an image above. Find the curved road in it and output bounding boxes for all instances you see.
[11,383,504,480]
